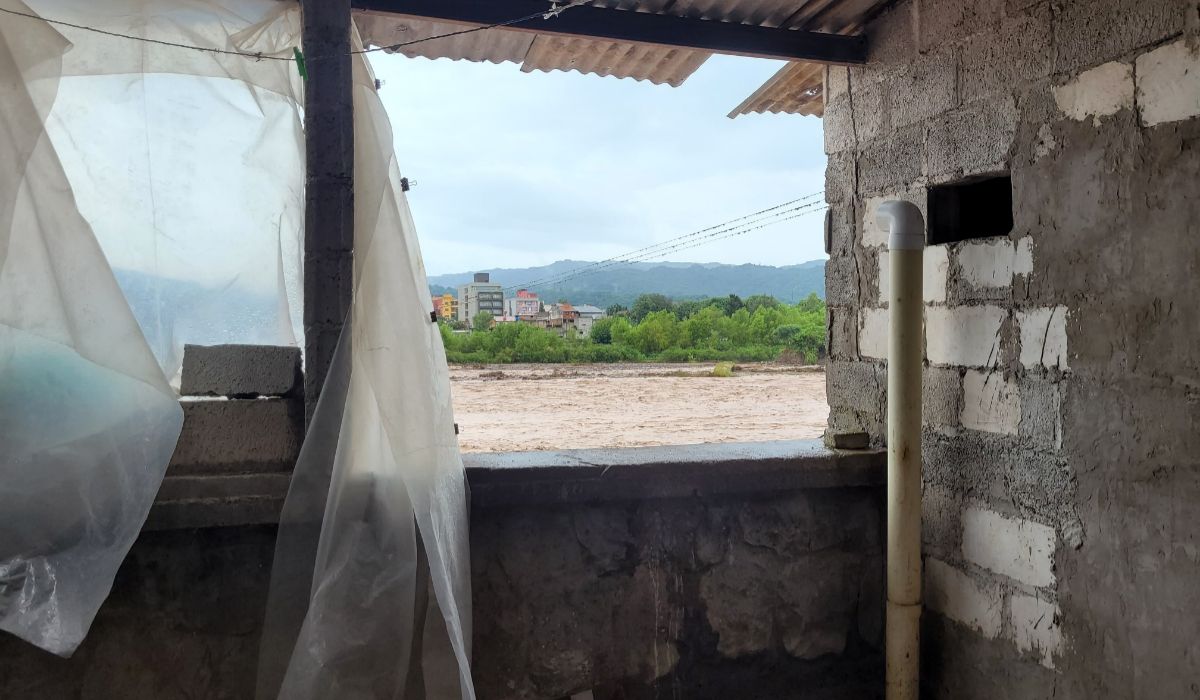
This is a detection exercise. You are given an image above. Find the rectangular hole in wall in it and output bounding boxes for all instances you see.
[927,174,1013,245]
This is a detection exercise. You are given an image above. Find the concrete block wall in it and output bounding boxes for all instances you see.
[822,0,1200,695]
[149,345,303,530]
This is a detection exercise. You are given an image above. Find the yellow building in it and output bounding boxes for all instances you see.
[433,292,457,320]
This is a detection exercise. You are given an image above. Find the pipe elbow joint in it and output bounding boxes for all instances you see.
[876,200,926,251]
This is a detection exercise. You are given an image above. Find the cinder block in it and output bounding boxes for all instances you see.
[1017,306,1069,369]
[925,305,1005,367]
[917,0,1003,55]
[827,361,885,414]
[957,240,1017,290]
[1019,377,1061,448]
[826,65,850,102]
[926,97,1017,179]
[827,201,857,257]
[826,150,856,204]
[924,246,950,303]
[923,366,962,429]
[181,344,301,398]
[890,45,958,129]
[924,557,1003,638]
[959,3,1052,104]
[859,307,890,360]
[1009,593,1063,668]
[851,72,890,145]
[1052,61,1134,124]
[827,306,859,360]
[1136,39,1200,127]
[825,256,860,307]
[858,124,925,196]
[864,0,916,66]
[823,93,857,154]
[961,370,1020,435]
[1014,238,1034,276]
[962,507,1057,587]
[168,398,303,475]
[1053,0,1182,75]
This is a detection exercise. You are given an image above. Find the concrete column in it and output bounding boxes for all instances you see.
[301,0,354,426]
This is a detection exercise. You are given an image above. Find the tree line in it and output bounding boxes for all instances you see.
[439,293,826,364]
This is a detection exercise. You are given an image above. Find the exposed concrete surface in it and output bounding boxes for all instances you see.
[0,527,277,700]
[1,444,886,700]
[167,398,303,475]
[180,343,301,398]
[472,487,884,699]
[464,439,885,506]
[824,0,1200,694]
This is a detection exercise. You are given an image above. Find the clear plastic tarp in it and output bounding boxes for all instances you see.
[0,0,189,655]
[256,22,476,700]
[1,0,475,693]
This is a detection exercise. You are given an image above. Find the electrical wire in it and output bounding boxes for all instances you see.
[0,1,595,62]
[508,198,826,293]
[451,195,827,313]
[512,191,824,291]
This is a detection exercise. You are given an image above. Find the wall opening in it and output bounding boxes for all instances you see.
[927,174,1013,245]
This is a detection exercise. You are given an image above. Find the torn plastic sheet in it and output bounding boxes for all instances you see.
[0,0,300,656]
[257,20,476,699]
[37,0,306,382]
[0,0,184,656]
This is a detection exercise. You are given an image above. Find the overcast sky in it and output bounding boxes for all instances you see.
[370,52,828,276]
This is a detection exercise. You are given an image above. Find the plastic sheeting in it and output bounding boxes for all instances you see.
[256,22,476,699]
[1,3,474,689]
[37,0,306,381]
[0,0,185,655]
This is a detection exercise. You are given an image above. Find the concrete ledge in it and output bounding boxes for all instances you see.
[147,473,291,530]
[464,439,886,507]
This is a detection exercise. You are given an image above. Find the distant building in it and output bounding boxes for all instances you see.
[432,292,457,320]
[572,304,607,337]
[457,272,503,323]
[504,289,541,321]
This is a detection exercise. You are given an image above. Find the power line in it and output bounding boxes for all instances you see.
[507,198,826,293]
[510,191,824,291]
[0,1,594,62]
[516,201,827,293]
[451,196,827,312]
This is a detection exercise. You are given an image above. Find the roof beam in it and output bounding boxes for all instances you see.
[351,0,868,64]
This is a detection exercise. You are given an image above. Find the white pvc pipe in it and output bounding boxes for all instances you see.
[877,200,925,700]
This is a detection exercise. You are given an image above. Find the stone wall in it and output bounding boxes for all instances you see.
[822,0,1200,696]
[468,443,885,700]
[0,440,887,700]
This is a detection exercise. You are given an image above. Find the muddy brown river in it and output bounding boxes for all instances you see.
[449,362,828,453]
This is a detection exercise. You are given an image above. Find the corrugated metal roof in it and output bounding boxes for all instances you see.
[728,60,825,117]
[728,0,888,118]
[354,0,889,111]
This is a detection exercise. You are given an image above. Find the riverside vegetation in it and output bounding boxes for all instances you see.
[439,293,826,364]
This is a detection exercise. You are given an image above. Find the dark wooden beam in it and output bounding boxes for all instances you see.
[302,0,355,427]
[352,0,867,64]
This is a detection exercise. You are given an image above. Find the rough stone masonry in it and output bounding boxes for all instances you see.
[822,0,1200,696]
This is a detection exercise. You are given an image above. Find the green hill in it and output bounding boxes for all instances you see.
[427,259,826,307]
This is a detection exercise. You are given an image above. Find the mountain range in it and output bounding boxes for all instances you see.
[427,259,827,308]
